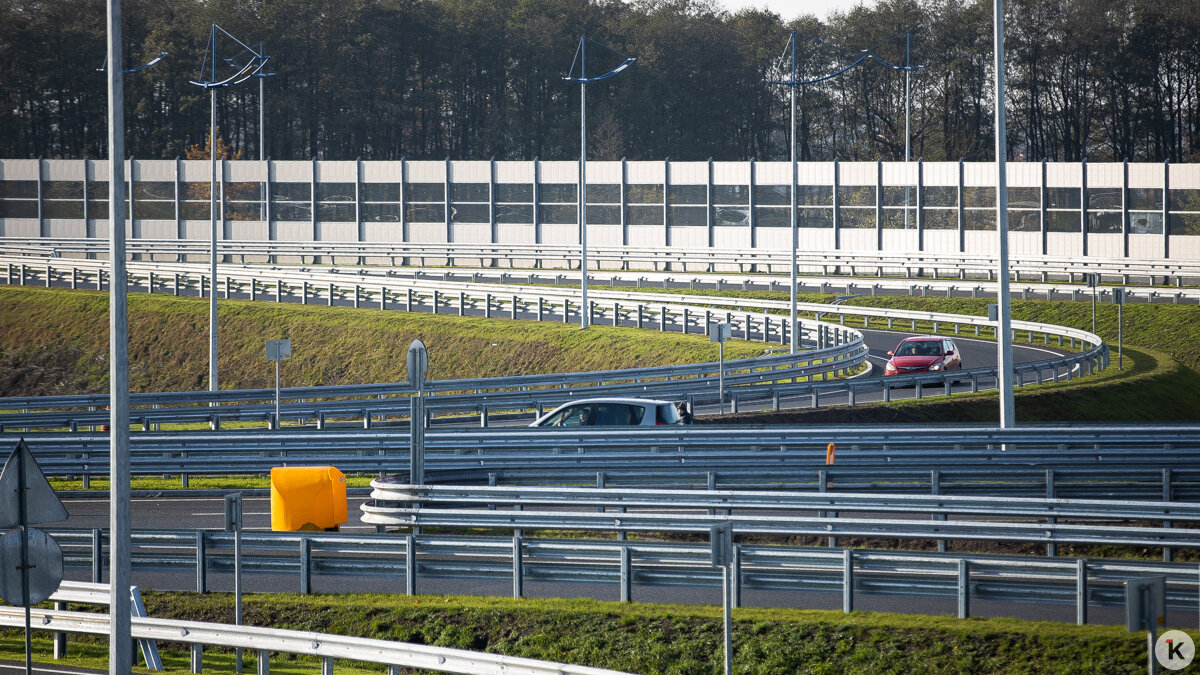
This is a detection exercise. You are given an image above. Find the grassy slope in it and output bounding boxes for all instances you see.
[0,286,764,396]
[8,593,1150,674]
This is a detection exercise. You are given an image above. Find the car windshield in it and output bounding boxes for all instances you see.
[896,341,943,357]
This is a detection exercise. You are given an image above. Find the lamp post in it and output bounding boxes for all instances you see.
[189,25,266,393]
[564,37,635,330]
[103,1,132,672]
[993,0,1015,428]
[772,32,801,354]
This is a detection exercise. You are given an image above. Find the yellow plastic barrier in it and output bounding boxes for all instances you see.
[270,466,348,531]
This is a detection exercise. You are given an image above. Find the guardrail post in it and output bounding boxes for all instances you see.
[406,535,417,595]
[1164,468,1174,563]
[320,656,333,675]
[91,528,103,582]
[512,535,524,599]
[53,600,67,657]
[300,537,312,595]
[1046,469,1057,557]
[932,470,947,553]
[257,650,269,674]
[843,549,854,613]
[732,545,742,608]
[195,530,207,593]
[620,545,632,602]
[479,405,488,428]
[957,559,970,619]
[1076,559,1088,625]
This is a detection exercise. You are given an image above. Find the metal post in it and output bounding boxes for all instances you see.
[719,339,725,415]
[209,88,219,394]
[274,359,281,428]
[1118,296,1123,370]
[905,31,912,230]
[723,561,733,675]
[994,0,1015,429]
[789,32,798,355]
[105,3,133,671]
[579,40,589,330]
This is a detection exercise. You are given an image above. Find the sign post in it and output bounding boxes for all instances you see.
[265,339,291,429]
[0,440,70,673]
[710,323,732,414]
[711,524,734,675]
[1112,288,1125,370]
[407,340,429,485]
[1087,273,1100,334]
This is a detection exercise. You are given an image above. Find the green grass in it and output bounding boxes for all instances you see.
[0,286,764,397]
[5,592,1153,674]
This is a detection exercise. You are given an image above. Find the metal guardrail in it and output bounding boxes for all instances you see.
[0,256,1109,431]
[45,581,162,670]
[14,424,1200,499]
[0,604,628,675]
[39,527,1200,623]
[3,237,1199,285]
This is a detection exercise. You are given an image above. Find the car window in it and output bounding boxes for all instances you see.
[895,342,919,356]
[656,404,682,425]
[561,405,592,426]
[594,403,641,425]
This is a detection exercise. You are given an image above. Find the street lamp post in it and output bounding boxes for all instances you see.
[993,0,1016,428]
[189,25,266,393]
[103,1,132,672]
[564,37,635,330]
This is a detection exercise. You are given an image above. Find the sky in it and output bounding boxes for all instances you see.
[713,0,877,22]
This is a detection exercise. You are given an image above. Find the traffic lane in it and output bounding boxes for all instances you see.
[861,328,1069,376]
[58,495,375,532]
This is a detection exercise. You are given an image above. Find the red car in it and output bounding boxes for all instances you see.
[884,336,962,376]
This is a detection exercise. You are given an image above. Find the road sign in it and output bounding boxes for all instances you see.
[710,523,733,567]
[709,323,731,343]
[0,441,68,529]
[0,527,63,606]
[1126,576,1166,632]
[407,339,429,392]
[265,339,291,361]
[1112,288,1126,304]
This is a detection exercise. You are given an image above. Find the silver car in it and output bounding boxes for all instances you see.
[529,397,685,427]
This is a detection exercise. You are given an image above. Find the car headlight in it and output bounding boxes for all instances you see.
[885,362,896,372]
[929,362,942,371]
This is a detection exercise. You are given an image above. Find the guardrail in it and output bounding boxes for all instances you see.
[39,526,1200,624]
[2,237,1198,286]
[14,424,1200,499]
[46,581,162,670]
[0,256,1108,431]
[0,603,627,675]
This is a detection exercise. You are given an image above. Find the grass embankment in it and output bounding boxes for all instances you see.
[0,286,763,397]
[6,593,1151,674]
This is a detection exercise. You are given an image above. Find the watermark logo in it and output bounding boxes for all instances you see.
[1156,630,1196,670]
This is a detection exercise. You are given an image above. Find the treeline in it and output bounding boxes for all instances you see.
[1,0,1197,163]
